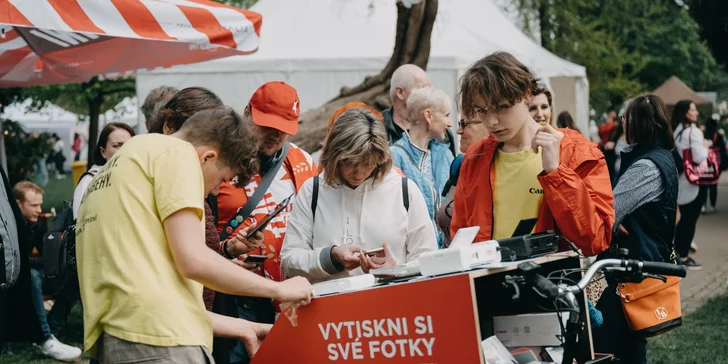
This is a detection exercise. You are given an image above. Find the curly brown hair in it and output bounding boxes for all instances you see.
[459,52,537,118]
[149,87,223,134]
[177,107,260,186]
[141,86,178,124]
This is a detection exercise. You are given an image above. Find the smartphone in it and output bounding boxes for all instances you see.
[245,194,293,239]
[364,248,385,257]
[242,255,268,264]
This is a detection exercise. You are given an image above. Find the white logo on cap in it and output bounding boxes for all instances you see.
[293,100,299,115]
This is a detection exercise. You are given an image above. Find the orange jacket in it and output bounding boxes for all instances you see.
[450,129,614,256]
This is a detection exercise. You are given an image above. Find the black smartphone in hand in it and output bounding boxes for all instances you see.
[245,194,293,239]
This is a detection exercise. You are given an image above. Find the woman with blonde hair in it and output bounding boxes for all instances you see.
[281,108,437,282]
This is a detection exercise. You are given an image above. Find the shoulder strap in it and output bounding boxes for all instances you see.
[219,142,290,241]
[445,128,457,158]
[312,175,319,222]
[402,177,409,211]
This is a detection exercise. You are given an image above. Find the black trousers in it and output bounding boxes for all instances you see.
[702,185,718,208]
[675,187,708,258]
[593,282,647,364]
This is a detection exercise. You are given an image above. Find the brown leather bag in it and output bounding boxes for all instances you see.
[617,275,682,337]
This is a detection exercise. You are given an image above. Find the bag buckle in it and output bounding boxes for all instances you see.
[616,284,630,302]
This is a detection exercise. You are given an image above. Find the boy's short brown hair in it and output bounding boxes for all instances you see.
[13,181,43,201]
[459,52,538,118]
[177,107,260,186]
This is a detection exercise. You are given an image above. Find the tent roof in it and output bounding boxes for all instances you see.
[652,76,712,106]
[146,0,585,79]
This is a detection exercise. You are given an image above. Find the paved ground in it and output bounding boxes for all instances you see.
[679,174,728,314]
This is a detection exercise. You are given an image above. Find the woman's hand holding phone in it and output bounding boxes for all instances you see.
[331,245,364,271]
[359,242,396,273]
[227,226,265,257]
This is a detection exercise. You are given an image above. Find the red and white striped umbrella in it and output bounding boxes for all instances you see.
[0,0,262,87]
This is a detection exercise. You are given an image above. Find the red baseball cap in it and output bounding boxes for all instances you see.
[249,81,300,135]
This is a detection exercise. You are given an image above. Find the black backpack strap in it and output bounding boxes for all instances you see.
[219,142,290,241]
[311,175,319,222]
[402,177,409,211]
[445,128,457,158]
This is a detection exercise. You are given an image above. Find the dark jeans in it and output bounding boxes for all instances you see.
[593,282,647,364]
[702,185,718,208]
[28,269,81,340]
[29,269,52,340]
[675,187,708,258]
[229,298,275,364]
[47,273,81,336]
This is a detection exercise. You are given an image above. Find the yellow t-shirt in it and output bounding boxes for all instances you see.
[76,134,210,356]
[492,148,545,240]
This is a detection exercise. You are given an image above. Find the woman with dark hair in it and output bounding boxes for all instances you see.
[529,84,553,125]
[556,111,580,133]
[671,100,708,269]
[593,95,678,363]
[148,87,223,134]
[72,122,135,218]
[702,114,727,213]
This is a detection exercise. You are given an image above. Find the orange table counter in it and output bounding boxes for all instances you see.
[251,252,593,364]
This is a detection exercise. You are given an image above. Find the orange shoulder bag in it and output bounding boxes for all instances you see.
[616,249,682,337]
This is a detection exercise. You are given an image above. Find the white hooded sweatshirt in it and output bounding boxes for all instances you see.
[281,169,437,283]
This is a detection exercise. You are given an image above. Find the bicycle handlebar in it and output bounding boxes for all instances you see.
[563,258,686,296]
[640,261,688,278]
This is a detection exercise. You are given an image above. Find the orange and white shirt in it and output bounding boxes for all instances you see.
[216,143,318,284]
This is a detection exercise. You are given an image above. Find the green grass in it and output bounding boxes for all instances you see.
[40,175,75,214]
[0,305,88,363]
[647,292,728,364]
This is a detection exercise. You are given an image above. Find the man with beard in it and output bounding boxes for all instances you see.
[215,81,318,364]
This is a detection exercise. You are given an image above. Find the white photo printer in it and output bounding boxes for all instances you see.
[419,227,502,277]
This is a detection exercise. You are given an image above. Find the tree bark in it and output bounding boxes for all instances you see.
[291,0,438,153]
[86,95,102,168]
[538,0,551,51]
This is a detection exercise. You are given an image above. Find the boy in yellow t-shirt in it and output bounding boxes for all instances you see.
[76,107,314,363]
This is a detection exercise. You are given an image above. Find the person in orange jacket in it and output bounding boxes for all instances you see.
[451,52,614,256]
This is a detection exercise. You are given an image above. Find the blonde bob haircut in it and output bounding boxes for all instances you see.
[320,108,393,187]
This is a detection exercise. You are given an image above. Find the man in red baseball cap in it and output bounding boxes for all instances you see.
[213,81,318,364]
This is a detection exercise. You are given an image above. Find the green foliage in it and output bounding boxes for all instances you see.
[1,119,53,185]
[21,77,135,117]
[215,0,258,8]
[512,0,728,114]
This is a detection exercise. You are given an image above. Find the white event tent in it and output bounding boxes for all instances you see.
[136,0,590,138]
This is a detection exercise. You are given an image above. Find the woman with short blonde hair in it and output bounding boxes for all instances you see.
[281,108,437,283]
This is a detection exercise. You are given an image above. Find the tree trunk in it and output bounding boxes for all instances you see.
[290,0,438,153]
[86,96,102,169]
[537,0,551,51]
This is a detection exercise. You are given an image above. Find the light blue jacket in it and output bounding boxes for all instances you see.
[391,133,454,246]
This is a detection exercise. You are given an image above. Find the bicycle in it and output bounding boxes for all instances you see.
[501,251,687,364]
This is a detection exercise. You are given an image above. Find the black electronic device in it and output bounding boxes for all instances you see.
[497,231,559,262]
[245,194,293,239]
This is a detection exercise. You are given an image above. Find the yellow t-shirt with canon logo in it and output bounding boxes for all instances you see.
[76,134,210,357]
[492,148,545,240]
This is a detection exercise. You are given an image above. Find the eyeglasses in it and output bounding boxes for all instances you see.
[458,119,483,129]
